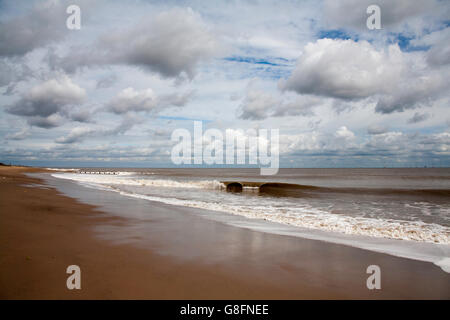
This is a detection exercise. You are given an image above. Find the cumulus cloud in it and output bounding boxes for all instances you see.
[108,88,157,114]
[59,8,218,79]
[107,87,192,114]
[279,39,403,100]
[1,1,449,167]
[280,38,448,115]
[6,75,86,127]
[0,1,67,57]
[335,126,355,139]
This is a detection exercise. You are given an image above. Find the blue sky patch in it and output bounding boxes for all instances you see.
[317,29,354,41]
[390,33,431,52]
[223,56,287,66]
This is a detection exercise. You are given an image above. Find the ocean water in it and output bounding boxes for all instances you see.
[49,168,450,271]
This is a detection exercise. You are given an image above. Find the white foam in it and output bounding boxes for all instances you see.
[435,257,450,273]
[51,173,225,189]
[134,178,225,189]
[102,188,450,273]
[50,172,450,272]
[51,172,450,244]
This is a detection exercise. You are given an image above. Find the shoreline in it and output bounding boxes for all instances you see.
[47,168,450,272]
[1,166,449,299]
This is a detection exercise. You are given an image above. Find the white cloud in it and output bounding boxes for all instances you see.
[374,72,446,114]
[1,0,449,167]
[279,39,403,100]
[238,89,279,120]
[6,75,86,127]
[335,126,355,140]
[280,38,448,114]
[5,127,30,140]
[108,88,157,114]
[55,126,95,144]
[107,87,192,114]
[238,80,322,120]
[59,8,219,79]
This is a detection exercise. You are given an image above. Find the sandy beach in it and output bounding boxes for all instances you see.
[0,166,449,299]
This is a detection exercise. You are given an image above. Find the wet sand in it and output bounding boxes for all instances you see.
[0,166,449,299]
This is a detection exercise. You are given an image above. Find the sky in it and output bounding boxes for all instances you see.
[0,0,449,168]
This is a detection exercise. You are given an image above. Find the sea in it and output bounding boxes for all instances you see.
[47,167,450,272]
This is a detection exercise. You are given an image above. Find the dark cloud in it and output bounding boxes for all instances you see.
[367,125,389,135]
[0,2,67,58]
[408,112,431,124]
[56,8,218,79]
[5,75,86,127]
[68,109,94,123]
[27,115,63,129]
[8,98,60,117]
[374,77,445,114]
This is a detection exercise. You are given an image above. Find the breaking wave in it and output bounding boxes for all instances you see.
[51,172,450,244]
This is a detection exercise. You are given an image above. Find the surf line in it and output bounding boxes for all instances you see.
[171,121,279,175]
